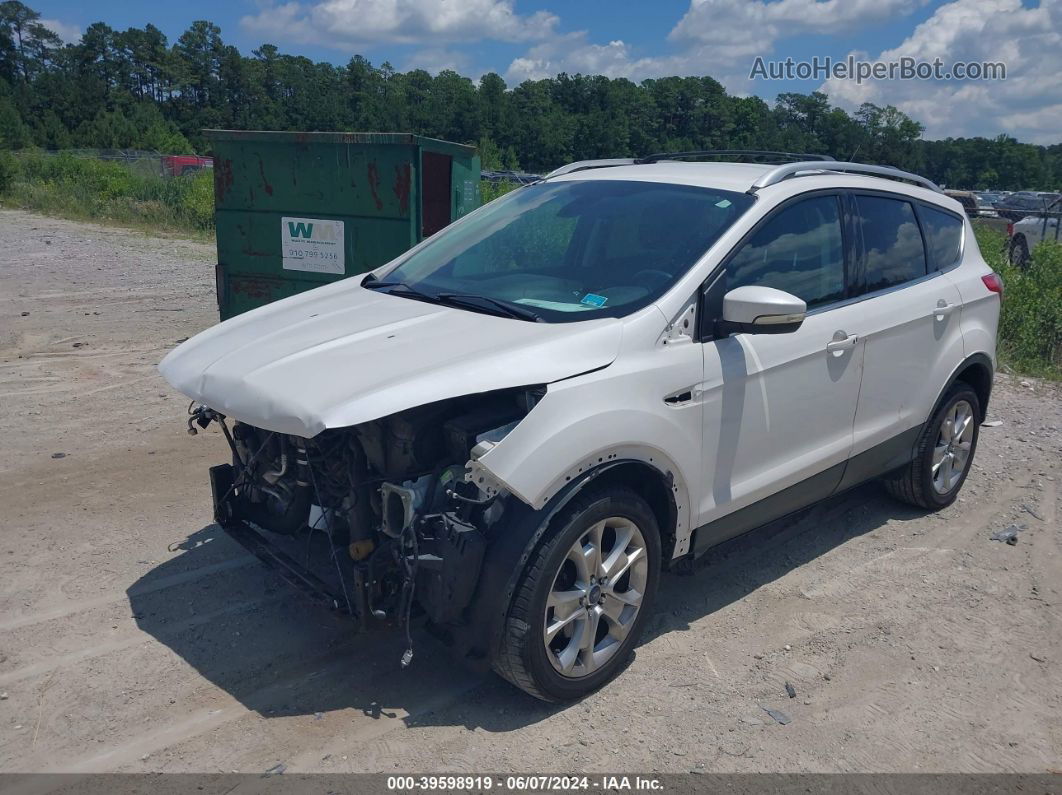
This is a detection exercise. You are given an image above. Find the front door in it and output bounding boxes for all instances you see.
[697,194,864,546]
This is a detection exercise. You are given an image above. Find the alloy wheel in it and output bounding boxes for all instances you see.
[543,517,648,678]
[932,399,975,494]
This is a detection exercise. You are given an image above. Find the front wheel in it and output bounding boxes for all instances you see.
[492,488,660,701]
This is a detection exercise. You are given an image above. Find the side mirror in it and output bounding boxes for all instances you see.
[717,285,806,336]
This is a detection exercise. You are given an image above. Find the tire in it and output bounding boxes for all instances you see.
[883,383,981,510]
[1009,236,1029,268]
[492,487,661,702]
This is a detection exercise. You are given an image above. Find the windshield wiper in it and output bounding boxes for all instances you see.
[362,279,440,304]
[364,278,542,322]
[437,293,543,322]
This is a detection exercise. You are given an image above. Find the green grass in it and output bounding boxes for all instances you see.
[973,220,1062,380]
[0,152,518,237]
[0,151,215,236]
[481,180,520,204]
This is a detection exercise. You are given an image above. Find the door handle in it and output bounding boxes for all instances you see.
[933,299,957,320]
[826,332,858,356]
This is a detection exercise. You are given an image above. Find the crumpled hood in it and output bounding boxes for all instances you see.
[159,279,622,437]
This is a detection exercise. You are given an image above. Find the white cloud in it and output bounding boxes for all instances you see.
[240,0,558,50]
[671,0,925,57]
[820,0,1062,142]
[404,47,472,74]
[504,31,750,91]
[39,18,81,44]
[504,0,922,88]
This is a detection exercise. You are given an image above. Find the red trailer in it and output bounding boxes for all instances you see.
[161,154,213,177]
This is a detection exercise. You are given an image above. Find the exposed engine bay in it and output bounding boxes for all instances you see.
[190,385,544,663]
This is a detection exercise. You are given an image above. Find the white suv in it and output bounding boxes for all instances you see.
[161,153,1002,701]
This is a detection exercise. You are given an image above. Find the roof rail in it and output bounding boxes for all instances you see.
[638,150,835,164]
[543,158,637,179]
[542,150,834,180]
[750,161,943,194]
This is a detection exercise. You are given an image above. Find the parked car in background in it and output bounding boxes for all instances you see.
[995,191,1061,221]
[944,189,978,217]
[1008,196,1062,266]
[481,169,543,185]
[973,192,1002,217]
[161,154,213,177]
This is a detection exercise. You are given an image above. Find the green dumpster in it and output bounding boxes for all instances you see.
[205,130,481,320]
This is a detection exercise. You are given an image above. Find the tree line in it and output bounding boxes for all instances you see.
[1,0,1059,190]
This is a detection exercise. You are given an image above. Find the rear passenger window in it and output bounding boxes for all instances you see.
[854,196,927,291]
[920,206,963,270]
[726,195,845,309]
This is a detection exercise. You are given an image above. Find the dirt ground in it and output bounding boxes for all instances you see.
[0,209,1060,776]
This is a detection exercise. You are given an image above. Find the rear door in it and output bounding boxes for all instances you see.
[841,193,965,483]
[697,193,865,543]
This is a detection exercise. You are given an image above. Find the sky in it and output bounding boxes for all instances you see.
[28,0,1062,144]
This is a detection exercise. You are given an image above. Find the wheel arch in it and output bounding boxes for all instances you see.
[564,459,679,561]
[443,458,680,669]
[940,352,994,422]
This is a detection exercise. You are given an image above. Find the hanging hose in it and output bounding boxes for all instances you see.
[304,442,356,619]
[399,519,419,667]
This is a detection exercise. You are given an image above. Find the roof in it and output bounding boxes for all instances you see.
[551,161,774,193]
[549,160,961,212]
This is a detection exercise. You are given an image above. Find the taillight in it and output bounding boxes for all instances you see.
[982,272,1003,297]
[1006,222,1014,237]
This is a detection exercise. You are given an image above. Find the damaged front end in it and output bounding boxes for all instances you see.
[189,386,543,663]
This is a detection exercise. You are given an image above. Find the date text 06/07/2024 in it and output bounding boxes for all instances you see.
[385,775,665,791]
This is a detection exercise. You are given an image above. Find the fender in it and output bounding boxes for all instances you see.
[441,459,672,668]
[937,351,994,422]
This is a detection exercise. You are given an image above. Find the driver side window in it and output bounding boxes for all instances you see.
[727,195,845,309]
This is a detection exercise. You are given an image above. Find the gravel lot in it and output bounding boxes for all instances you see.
[0,209,1060,775]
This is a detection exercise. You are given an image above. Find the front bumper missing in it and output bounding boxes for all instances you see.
[209,463,367,624]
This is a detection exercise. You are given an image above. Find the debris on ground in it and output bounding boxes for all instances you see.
[50,452,66,459]
[785,681,796,699]
[982,419,1004,428]
[990,524,1024,544]
[761,706,792,725]
[1022,504,1044,521]
[263,763,287,776]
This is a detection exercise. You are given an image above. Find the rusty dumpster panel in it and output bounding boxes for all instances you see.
[205,130,480,320]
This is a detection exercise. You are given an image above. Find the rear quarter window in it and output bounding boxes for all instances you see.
[919,206,964,271]
[854,195,927,292]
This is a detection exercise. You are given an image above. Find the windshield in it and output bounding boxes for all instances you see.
[376,179,754,322]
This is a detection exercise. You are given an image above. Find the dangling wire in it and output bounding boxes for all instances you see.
[400,519,419,667]
[305,446,355,618]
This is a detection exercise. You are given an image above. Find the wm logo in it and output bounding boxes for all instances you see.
[287,221,314,238]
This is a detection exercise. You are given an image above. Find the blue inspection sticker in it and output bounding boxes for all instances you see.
[580,293,608,308]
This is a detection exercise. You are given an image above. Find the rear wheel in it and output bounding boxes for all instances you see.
[492,488,660,701]
[1009,236,1030,268]
[884,384,980,510]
